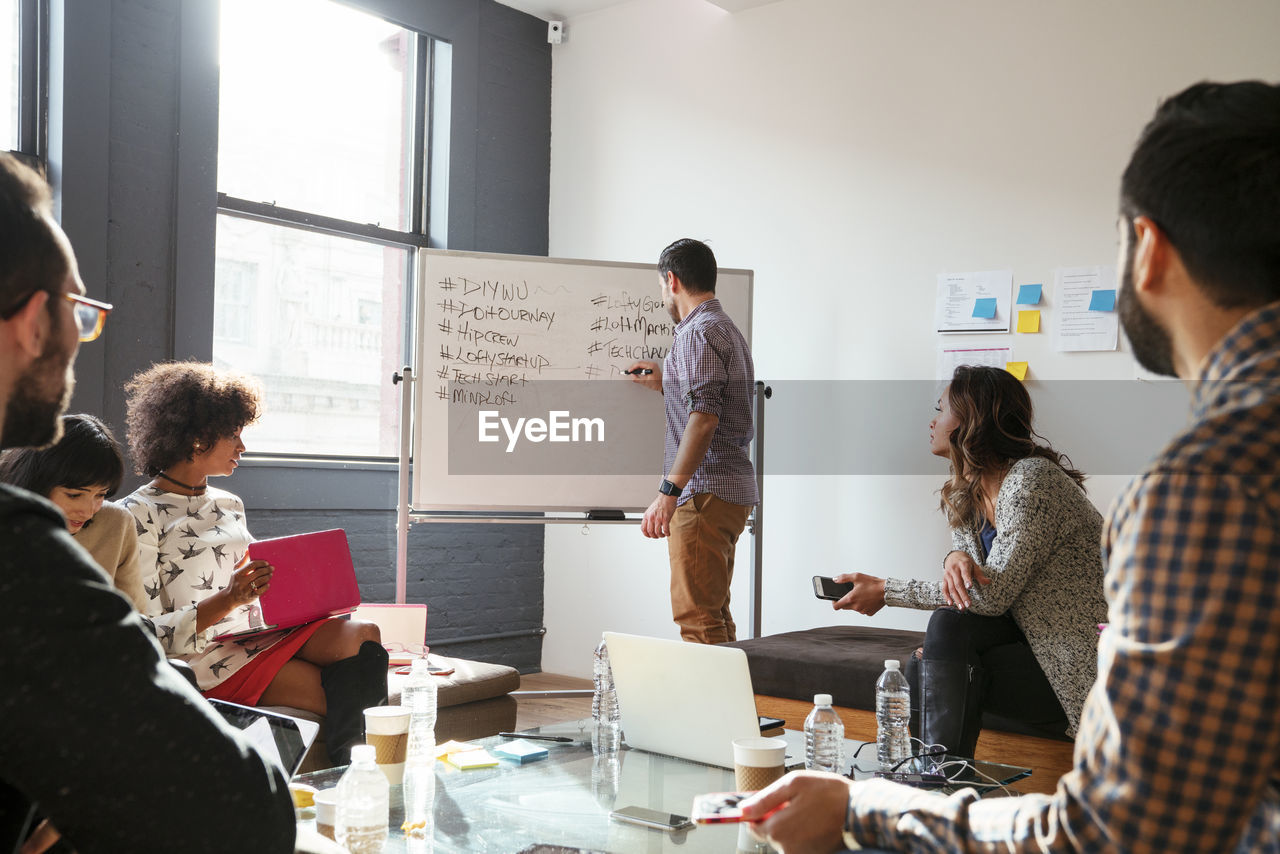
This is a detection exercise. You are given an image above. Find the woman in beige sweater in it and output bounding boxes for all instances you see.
[0,413,146,610]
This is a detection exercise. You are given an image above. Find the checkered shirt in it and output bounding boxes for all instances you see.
[846,300,1280,852]
[662,298,758,507]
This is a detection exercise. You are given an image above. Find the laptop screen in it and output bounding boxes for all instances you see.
[210,699,319,779]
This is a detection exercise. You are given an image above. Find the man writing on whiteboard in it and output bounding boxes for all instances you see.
[627,238,758,644]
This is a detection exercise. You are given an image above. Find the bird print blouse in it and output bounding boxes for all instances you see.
[122,485,290,690]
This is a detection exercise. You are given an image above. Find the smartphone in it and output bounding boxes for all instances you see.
[690,792,748,824]
[394,664,455,676]
[609,806,694,832]
[812,575,853,600]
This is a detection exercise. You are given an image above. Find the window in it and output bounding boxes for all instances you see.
[215,0,447,457]
[2,0,17,149]
[2,0,44,157]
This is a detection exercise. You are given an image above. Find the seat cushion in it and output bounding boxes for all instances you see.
[723,626,924,711]
[387,655,521,709]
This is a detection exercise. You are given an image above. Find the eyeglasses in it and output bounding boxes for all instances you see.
[65,293,112,342]
[384,642,430,660]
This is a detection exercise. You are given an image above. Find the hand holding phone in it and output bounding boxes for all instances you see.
[812,575,853,601]
[691,792,782,824]
[609,806,694,832]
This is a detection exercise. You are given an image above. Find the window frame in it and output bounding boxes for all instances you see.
[213,7,448,463]
[7,0,47,162]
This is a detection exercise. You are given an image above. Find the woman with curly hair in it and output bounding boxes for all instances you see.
[832,365,1107,759]
[0,413,146,610]
[121,361,386,766]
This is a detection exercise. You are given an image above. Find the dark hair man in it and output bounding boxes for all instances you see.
[740,80,1280,853]
[627,238,758,644]
[0,153,296,853]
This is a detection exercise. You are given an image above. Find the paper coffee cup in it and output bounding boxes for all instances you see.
[314,789,338,840]
[732,736,787,792]
[364,706,410,785]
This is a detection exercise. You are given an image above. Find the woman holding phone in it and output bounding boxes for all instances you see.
[833,365,1106,759]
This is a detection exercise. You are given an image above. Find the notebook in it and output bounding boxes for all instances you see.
[603,631,761,768]
[210,699,319,779]
[214,529,361,641]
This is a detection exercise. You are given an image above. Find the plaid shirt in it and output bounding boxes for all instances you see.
[662,298,758,507]
[848,300,1280,853]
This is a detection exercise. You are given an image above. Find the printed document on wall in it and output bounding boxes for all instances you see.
[935,270,1013,333]
[936,345,1012,382]
[1053,266,1119,352]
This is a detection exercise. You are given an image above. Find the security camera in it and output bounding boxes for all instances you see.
[548,20,564,44]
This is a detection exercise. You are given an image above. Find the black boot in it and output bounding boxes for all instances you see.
[920,659,984,760]
[903,652,923,742]
[320,640,389,766]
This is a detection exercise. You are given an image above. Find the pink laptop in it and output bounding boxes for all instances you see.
[214,529,361,641]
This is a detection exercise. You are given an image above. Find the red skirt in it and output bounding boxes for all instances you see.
[203,619,329,705]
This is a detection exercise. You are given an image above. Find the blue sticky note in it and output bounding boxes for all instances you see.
[1088,289,1116,311]
[1016,284,1042,305]
[972,298,997,319]
[492,739,548,764]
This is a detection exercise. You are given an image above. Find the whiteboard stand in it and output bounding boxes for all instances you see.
[394,366,413,604]
[748,381,771,639]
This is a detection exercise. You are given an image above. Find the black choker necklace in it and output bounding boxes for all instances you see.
[156,471,208,494]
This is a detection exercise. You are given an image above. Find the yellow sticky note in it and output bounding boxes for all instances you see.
[435,740,476,759]
[1016,310,1040,333]
[1006,361,1029,381]
[445,749,499,770]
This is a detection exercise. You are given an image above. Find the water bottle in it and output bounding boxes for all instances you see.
[590,719,622,807]
[876,659,912,769]
[336,744,389,854]
[403,658,438,763]
[592,638,620,724]
[803,693,845,773]
[401,759,436,852]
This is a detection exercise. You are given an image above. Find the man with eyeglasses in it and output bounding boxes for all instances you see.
[0,153,297,852]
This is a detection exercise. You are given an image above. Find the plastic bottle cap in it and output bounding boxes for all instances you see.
[813,693,832,706]
[411,658,432,673]
[350,744,376,764]
[884,660,900,671]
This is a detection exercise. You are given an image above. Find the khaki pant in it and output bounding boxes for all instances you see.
[668,493,752,644]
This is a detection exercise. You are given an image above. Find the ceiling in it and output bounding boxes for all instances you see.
[495,0,630,22]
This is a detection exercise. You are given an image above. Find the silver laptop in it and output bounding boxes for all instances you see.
[603,631,761,768]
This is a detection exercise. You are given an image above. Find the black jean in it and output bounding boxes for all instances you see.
[913,608,1069,738]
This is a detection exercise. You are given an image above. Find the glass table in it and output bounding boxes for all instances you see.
[296,720,1032,853]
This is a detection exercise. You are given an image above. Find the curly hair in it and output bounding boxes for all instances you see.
[124,362,263,477]
[938,365,1085,528]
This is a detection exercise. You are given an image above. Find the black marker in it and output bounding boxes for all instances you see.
[498,733,574,742]
[623,368,654,375]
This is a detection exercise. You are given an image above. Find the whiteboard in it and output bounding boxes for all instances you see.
[411,249,753,512]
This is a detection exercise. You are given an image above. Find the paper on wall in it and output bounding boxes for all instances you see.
[936,345,1013,382]
[1053,266,1118,352]
[935,270,1013,333]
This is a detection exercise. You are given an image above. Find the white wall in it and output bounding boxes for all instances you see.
[540,0,1280,676]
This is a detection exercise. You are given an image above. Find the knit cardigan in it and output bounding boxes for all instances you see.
[883,456,1107,736]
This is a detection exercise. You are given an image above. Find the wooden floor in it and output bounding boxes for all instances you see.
[514,672,1073,796]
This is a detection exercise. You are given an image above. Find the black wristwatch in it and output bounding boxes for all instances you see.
[658,478,682,498]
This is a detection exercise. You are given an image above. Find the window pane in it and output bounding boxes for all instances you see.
[1,0,19,150]
[217,0,414,230]
[213,215,406,457]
